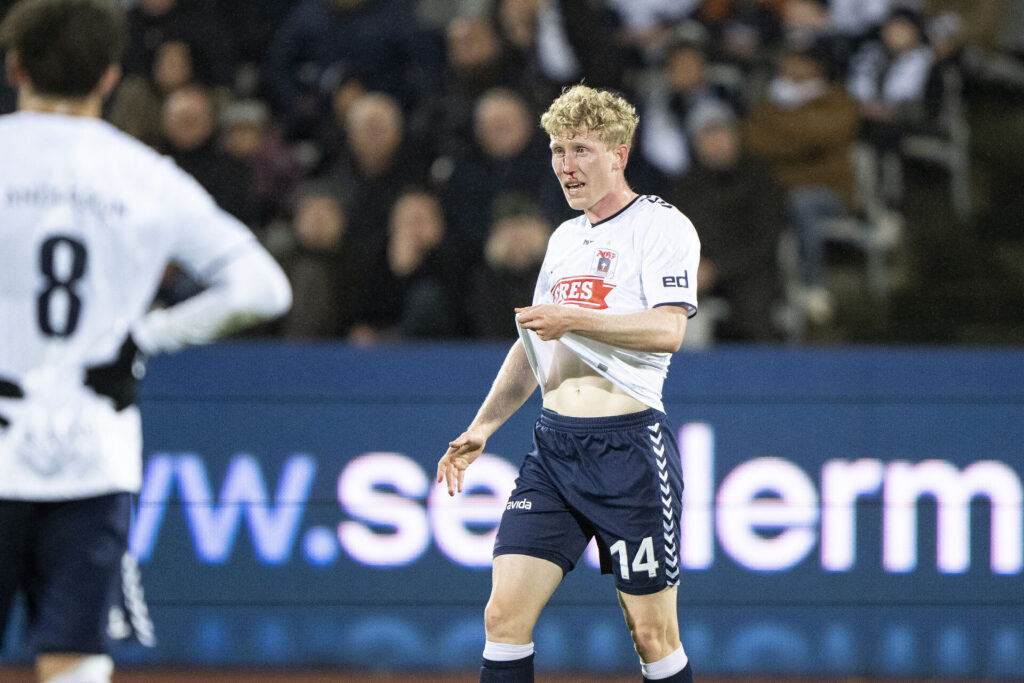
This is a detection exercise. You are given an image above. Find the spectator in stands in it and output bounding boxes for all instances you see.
[209,0,299,72]
[697,0,785,75]
[160,86,254,226]
[266,0,442,138]
[745,43,860,322]
[492,0,587,109]
[442,87,569,262]
[122,0,234,90]
[219,99,306,231]
[829,0,895,41]
[279,181,363,339]
[465,193,551,339]
[412,13,524,163]
[781,0,856,80]
[330,91,430,264]
[109,38,197,147]
[848,6,934,154]
[668,102,786,342]
[605,0,700,66]
[350,189,461,342]
[637,21,740,194]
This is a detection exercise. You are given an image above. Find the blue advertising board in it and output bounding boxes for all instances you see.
[3,343,1023,678]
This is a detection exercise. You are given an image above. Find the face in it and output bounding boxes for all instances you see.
[666,47,706,93]
[447,16,499,71]
[346,96,403,169]
[883,18,921,53]
[780,54,823,83]
[488,215,548,270]
[695,123,740,170]
[295,196,345,251]
[162,89,212,150]
[475,94,531,159]
[390,193,444,250]
[549,131,626,216]
[153,41,193,94]
[784,0,829,31]
[139,0,177,16]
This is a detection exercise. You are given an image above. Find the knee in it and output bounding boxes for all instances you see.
[483,596,533,642]
[630,620,677,663]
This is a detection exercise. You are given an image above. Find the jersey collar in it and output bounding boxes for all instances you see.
[587,194,642,229]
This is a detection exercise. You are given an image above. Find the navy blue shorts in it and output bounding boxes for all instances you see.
[494,408,684,595]
[0,493,131,654]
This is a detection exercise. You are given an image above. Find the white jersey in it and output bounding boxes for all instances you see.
[0,112,290,501]
[518,195,699,412]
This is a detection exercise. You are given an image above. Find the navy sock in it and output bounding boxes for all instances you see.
[643,661,693,682]
[480,653,534,682]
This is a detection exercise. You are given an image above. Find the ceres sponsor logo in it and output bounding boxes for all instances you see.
[551,276,616,309]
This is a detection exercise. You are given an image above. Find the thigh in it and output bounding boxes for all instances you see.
[573,417,684,595]
[493,450,594,575]
[30,493,131,654]
[486,553,564,640]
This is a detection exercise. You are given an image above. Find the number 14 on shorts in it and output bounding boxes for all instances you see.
[610,537,659,579]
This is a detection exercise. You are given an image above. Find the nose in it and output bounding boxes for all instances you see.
[560,153,577,174]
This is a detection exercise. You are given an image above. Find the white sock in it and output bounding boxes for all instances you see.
[483,640,535,661]
[44,654,113,683]
[641,645,689,680]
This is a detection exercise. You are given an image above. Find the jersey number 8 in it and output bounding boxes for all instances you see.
[37,235,88,338]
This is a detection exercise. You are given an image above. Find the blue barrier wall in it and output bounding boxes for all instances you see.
[4,343,1023,678]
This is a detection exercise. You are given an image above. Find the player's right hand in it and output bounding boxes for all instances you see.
[436,430,486,496]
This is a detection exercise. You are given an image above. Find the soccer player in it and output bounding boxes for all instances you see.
[0,1,292,682]
[437,85,699,683]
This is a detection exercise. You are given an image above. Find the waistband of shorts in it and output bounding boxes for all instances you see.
[538,407,665,433]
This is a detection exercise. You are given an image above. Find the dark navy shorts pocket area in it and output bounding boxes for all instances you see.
[0,492,132,654]
[493,409,684,595]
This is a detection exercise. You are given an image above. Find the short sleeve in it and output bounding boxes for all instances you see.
[640,209,700,317]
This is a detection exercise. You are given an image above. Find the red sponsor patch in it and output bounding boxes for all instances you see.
[550,276,616,309]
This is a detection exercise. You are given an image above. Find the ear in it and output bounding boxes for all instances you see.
[96,64,122,98]
[612,143,630,171]
[5,50,28,88]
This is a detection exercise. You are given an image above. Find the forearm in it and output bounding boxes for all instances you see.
[467,339,538,438]
[134,246,292,355]
[564,305,688,353]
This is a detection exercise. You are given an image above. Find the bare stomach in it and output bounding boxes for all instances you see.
[541,344,647,417]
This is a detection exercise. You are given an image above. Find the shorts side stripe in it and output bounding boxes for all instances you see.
[650,422,680,586]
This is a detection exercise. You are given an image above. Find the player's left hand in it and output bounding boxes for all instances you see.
[514,304,577,341]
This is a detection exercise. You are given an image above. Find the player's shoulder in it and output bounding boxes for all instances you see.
[631,195,698,238]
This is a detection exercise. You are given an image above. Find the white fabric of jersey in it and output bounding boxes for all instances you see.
[518,195,699,413]
[0,112,291,500]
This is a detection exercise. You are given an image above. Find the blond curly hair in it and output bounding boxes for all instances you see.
[540,85,639,149]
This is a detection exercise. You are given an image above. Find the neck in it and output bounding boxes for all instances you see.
[585,186,638,224]
[19,88,102,118]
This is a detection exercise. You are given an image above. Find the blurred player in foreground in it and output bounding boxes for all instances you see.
[0,1,292,681]
[438,85,699,682]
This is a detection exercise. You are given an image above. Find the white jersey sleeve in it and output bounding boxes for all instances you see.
[639,203,700,315]
[131,158,291,355]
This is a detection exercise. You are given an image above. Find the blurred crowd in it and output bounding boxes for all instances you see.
[3,0,1024,345]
